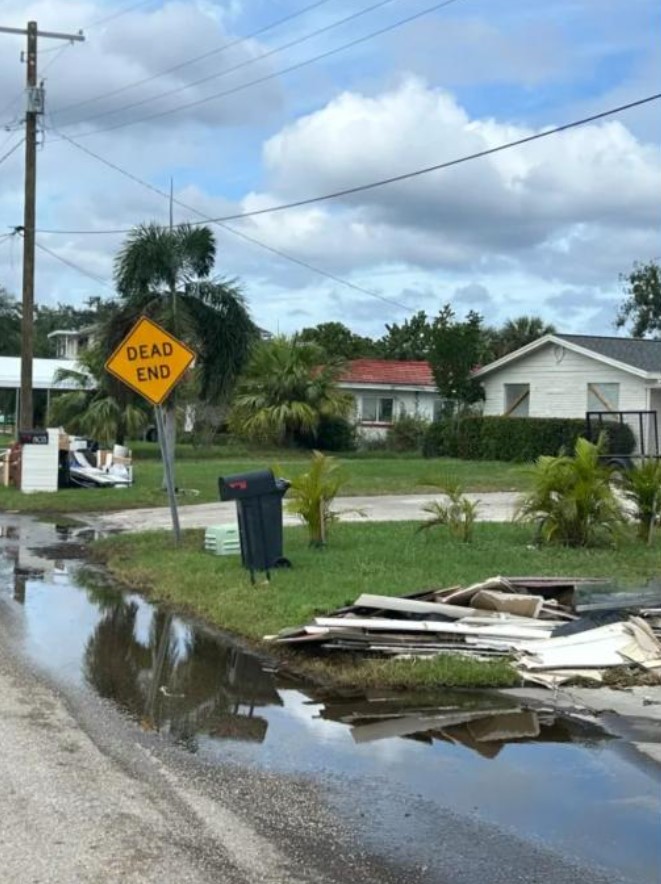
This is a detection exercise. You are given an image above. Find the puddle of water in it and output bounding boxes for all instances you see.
[1,515,660,883]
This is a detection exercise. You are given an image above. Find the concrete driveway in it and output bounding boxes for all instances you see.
[85,491,521,533]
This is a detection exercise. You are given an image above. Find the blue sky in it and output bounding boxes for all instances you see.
[0,0,659,337]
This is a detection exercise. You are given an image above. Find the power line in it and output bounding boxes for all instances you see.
[52,0,336,118]
[52,0,464,139]
[45,129,412,311]
[40,91,661,236]
[57,0,403,128]
[0,136,24,168]
[31,236,114,291]
[85,0,159,31]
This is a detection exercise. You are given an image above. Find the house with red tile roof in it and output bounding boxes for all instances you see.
[337,359,441,437]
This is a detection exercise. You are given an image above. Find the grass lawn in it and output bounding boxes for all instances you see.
[0,444,530,514]
[91,520,661,690]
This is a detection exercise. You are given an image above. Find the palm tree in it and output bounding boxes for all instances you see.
[112,222,257,483]
[49,344,149,445]
[492,316,556,359]
[229,336,352,445]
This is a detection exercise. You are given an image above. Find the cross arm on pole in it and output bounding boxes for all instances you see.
[0,25,85,42]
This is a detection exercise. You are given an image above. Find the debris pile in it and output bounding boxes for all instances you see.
[265,576,661,688]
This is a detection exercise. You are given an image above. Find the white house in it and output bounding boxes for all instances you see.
[338,359,441,438]
[474,334,661,452]
[47,327,95,360]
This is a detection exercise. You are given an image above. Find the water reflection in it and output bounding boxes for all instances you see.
[82,595,281,750]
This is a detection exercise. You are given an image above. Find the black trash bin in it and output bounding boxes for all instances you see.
[219,469,291,581]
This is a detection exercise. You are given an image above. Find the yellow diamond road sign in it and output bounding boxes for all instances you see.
[105,316,196,406]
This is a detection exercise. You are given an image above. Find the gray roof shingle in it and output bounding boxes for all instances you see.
[557,334,661,374]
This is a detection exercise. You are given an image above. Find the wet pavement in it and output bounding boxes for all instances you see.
[1,514,660,883]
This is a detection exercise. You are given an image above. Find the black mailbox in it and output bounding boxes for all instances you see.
[218,469,291,581]
[219,469,277,501]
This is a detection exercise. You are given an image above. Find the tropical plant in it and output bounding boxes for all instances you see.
[417,481,478,542]
[229,336,352,445]
[620,459,661,543]
[49,344,149,445]
[282,451,346,546]
[112,222,257,484]
[490,315,556,359]
[516,436,626,547]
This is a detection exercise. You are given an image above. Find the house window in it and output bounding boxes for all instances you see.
[362,396,394,423]
[433,398,448,421]
[504,383,530,417]
[587,382,619,413]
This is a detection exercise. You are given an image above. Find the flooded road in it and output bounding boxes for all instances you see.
[1,514,660,884]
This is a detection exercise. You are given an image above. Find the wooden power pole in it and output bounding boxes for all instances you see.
[0,21,84,431]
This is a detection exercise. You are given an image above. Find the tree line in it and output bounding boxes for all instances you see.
[2,226,659,455]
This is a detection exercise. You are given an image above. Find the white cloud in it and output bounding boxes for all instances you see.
[0,3,659,339]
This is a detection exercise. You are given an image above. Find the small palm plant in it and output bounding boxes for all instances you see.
[417,481,479,542]
[283,451,346,547]
[621,458,661,543]
[516,435,625,547]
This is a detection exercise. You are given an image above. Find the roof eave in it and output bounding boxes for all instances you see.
[474,334,657,381]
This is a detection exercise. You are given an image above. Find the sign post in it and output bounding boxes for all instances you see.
[105,316,196,545]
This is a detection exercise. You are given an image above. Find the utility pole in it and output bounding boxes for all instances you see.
[0,21,84,431]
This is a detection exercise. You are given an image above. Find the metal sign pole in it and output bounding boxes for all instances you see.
[154,404,181,545]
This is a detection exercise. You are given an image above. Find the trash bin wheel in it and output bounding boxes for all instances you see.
[273,556,292,569]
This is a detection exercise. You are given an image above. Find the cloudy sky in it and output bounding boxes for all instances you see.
[0,0,659,337]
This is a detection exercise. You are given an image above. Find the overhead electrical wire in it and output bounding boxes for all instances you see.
[31,237,115,291]
[51,0,464,138]
[84,0,159,31]
[41,127,413,311]
[0,137,24,168]
[51,0,337,118]
[39,92,661,237]
[56,0,405,127]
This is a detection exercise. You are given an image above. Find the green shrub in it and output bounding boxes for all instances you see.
[621,458,661,542]
[313,415,357,452]
[583,419,636,456]
[516,436,625,547]
[387,415,429,452]
[423,415,634,463]
[417,482,478,543]
[282,451,346,547]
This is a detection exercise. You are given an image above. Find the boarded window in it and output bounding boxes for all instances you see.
[587,382,619,412]
[504,383,530,417]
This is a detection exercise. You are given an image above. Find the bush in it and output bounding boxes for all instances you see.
[423,415,635,463]
[516,436,625,547]
[314,415,357,452]
[387,415,429,452]
[621,459,661,542]
[583,419,636,456]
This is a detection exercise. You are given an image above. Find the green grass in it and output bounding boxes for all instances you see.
[0,450,530,513]
[92,520,661,689]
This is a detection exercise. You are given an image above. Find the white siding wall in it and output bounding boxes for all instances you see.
[481,343,649,418]
[340,385,438,440]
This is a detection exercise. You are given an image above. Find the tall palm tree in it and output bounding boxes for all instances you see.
[229,336,352,444]
[112,222,257,483]
[493,315,556,359]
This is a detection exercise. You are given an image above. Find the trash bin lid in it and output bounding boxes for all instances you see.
[219,469,277,501]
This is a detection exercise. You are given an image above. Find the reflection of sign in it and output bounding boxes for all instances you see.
[105,316,195,406]
[19,430,49,445]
